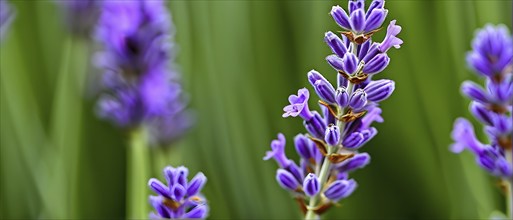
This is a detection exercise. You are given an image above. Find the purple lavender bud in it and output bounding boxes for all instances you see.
[366,0,385,17]
[364,79,395,102]
[323,179,357,202]
[461,81,490,103]
[276,169,300,191]
[287,160,305,183]
[378,20,403,52]
[345,127,378,149]
[314,79,337,104]
[335,87,350,107]
[325,125,341,146]
[343,132,364,148]
[348,0,365,14]
[476,147,512,177]
[337,153,371,173]
[187,172,207,196]
[342,53,359,75]
[176,166,189,188]
[338,73,349,88]
[304,112,328,139]
[363,53,390,75]
[149,178,171,198]
[469,101,494,125]
[307,70,329,88]
[364,9,387,32]
[496,158,513,177]
[358,40,371,60]
[467,24,512,77]
[321,104,337,125]
[331,6,351,30]
[0,0,14,40]
[326,54,345,71]
[182,205,209,219]
[490,114,512,135]
[349,9,366,33]
[487,77,513,103]
[149,165,209,219]
[325,31,347,57]
[283,88,314,120]
[303,173,320,197]
[171,184,186,201]
[349,89,367,110]
[294,134,312,159]
[263,133,290,168]
[362,42,380,64]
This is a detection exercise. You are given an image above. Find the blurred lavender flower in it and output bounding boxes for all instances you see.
[94,1,192,144]
[451,24,513,179]
[0,0,14,41]
[264,0,401,218]
[148,165,208,219]
[57,0,100,37]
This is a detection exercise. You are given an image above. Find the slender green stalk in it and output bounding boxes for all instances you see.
[127,127,150,219]
[506,149,512,219]
[305,146,333,220]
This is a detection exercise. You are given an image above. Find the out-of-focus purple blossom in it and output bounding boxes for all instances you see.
[265,1,401,217]
[148,165,208,219]
[57,0,100,37]
[94,1,192,144]
[0,0,14,41]
[451,24,513,179]
[466,25,512,77]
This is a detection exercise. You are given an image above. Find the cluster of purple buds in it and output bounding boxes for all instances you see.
[148,165,208,219]
[265,0,402,217]
[0,0,14,41]
[57,0,100,37]
[94,1,192,144]
[451,24,513,178]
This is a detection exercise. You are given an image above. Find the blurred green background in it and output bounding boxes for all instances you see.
[1,0,512,219]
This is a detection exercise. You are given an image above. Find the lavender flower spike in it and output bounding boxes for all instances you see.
[0,0,14,41]
[265,1,402,218]
[148,165,208,219]
[450,24,512,219]
[95,1,192,144]
[451,24,513,179]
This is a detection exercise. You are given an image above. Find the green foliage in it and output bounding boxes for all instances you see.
[0,0,511,219]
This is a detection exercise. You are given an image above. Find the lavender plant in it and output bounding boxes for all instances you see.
[0,0,14,41]
[450,24,513,218]
[94,1,193,218]
[264,0,402,219]
[148,165,209,219]
[95,0,192,145]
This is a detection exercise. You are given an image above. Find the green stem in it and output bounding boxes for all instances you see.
[305,146,333,220]
[506,149,512,219]
[127,127,150,219]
